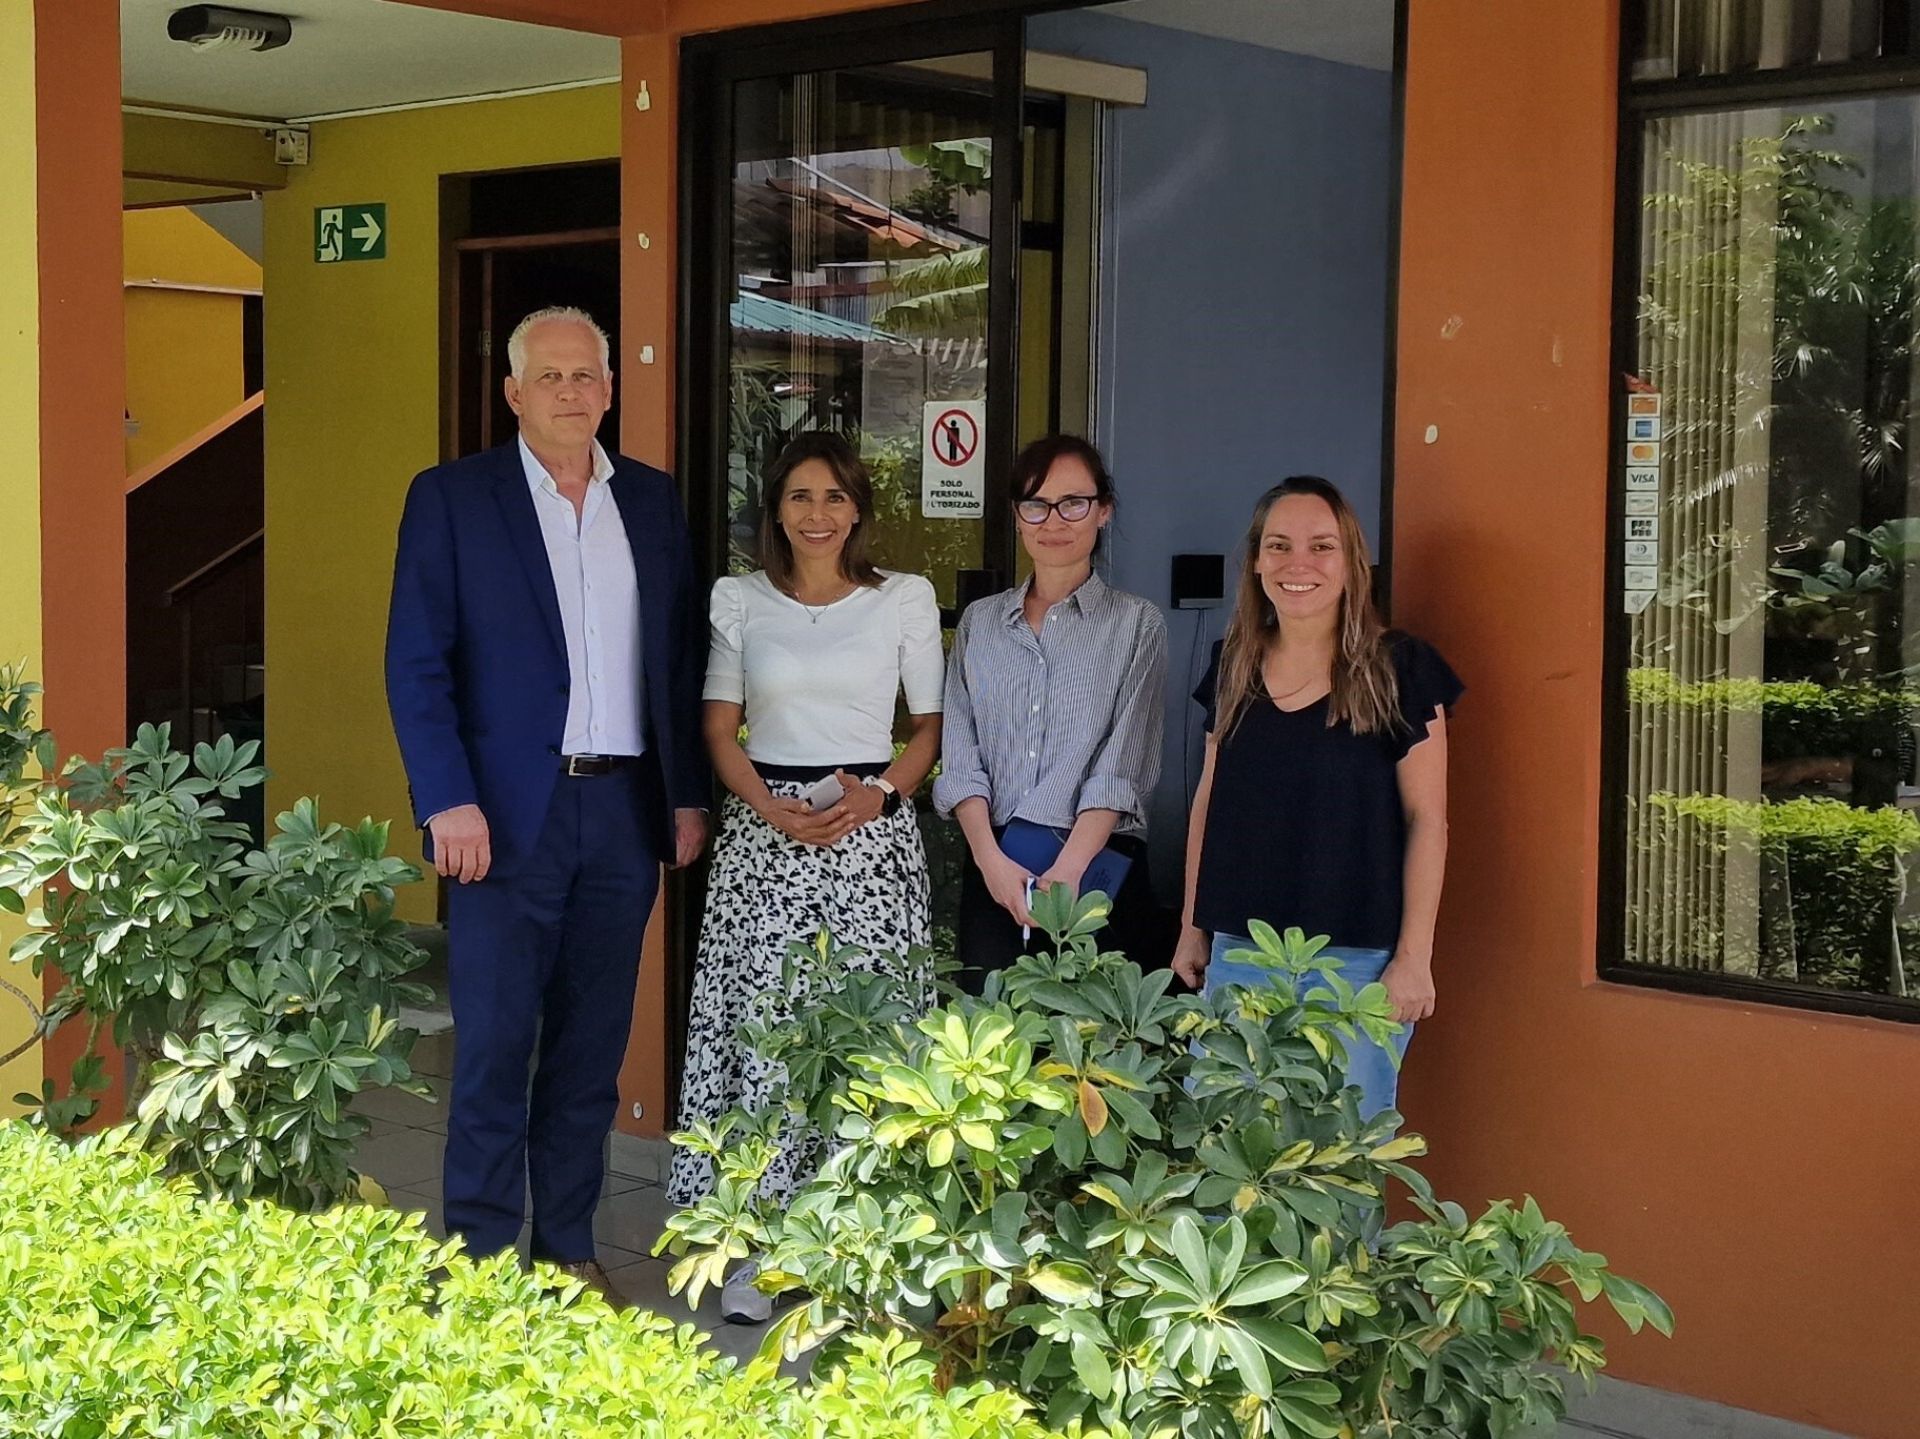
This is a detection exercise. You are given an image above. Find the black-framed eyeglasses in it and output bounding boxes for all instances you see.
[1014,494,1099,525]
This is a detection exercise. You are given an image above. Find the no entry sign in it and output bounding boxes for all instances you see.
[921,400,986,518]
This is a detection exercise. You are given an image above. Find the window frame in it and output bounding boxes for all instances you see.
[1601,3,1920,1024]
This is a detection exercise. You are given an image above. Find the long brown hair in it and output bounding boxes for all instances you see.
[757,432,883,593]
[1212,476,1401,739]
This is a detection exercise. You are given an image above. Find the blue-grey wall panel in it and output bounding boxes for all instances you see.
[1027,8,1395,912]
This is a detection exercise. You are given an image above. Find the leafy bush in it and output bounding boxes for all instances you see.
[1636,790,1918,993]
[1645,790,1920,859]
[0,1122,1060,1439]
[660,892,1672,1439]
[0,661,53,848]
[0,721,433,1207]
[0,662,54,1070]
[1626,667,1918,771]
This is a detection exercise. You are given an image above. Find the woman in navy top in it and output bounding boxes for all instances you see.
[1173,476,1460,1123]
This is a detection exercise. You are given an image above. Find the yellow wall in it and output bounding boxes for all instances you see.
[124,209,259,475]
[125,205,259,290]
[0,6,44,1114]
[262,84,620,920]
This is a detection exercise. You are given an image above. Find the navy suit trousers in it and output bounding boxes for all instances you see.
[441,762,662,1261]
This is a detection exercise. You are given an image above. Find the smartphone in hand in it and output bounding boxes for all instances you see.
[801,774,847,813]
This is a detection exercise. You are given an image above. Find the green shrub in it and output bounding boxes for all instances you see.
[1644,790,1920,860]
[1625,667,1917,770]
[0,720,433,1206]
[0,661,52,849]
[0,662,53,1071]
[660,893,1672,1439]
[1636,790,1917,992]
[0,1121,1061,1439]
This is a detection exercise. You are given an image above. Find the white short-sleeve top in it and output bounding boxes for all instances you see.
[704,569,945,767]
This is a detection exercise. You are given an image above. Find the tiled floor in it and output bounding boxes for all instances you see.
[355,1034,1855,1436]
[353,1030,765,1365]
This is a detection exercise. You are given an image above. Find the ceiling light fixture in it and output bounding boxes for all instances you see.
[166,5,293,53]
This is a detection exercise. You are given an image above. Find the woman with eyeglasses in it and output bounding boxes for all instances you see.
[934,434,1168,993]
[1172,476,1460,1125]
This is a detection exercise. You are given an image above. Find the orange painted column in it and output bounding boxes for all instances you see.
[1393,3,1920,1436]
[35,0,127,1116]
[668,0,912,31]
[614,31,681,1138]
[389,0,663,34]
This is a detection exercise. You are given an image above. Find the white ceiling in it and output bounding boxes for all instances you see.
[1096,0,1395,72]
[120,0,620,122]
[120,0,1389,123]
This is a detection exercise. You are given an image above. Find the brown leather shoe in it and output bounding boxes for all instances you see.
[553,1259,629,1312]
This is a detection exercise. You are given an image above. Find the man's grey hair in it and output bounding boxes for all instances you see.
[506,306,612,380]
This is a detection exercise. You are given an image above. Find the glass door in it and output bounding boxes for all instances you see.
[680,19,1044,989]
[723,60,998,612]
[684,18,1034,618]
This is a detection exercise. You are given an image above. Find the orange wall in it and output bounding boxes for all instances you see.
[35,0,127,1114]
[1392,2,1920,1435]
[35,0,124,766]
[668,0,911,32]
[389,0,664,34]
[615,34,678,1137]
[400,0,910,33]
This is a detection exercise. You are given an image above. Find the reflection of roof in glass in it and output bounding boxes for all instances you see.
[730,291,900,343]
[762,175,978,251]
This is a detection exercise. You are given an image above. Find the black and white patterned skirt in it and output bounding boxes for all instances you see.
[666,775,934,1207]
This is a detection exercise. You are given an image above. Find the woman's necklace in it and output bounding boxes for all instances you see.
[791,581,856,624]
[1267,674,1323,703]
[1264,652,1331,706]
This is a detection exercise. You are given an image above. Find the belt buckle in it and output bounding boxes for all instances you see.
[565,754,597,777]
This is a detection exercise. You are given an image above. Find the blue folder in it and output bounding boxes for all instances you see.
[1000,817,1133,901]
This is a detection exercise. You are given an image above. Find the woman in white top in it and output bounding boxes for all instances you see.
[668,432,943,1233]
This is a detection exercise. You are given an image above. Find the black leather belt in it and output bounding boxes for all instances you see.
[753,760,889,783]
[561,754,636,777]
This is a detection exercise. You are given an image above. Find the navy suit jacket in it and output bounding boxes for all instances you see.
[384,442,709,875]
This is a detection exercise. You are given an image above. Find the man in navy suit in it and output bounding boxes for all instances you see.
[385,306,707,1304]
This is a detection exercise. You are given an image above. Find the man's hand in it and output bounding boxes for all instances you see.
[672,808,709,869]
[428,804,491,884]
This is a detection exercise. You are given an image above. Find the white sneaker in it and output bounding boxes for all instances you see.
[720,1260,772,1325]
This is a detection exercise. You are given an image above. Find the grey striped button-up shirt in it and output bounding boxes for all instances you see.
[933,571,1168,835]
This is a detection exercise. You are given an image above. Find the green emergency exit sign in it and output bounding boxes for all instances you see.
[315,203,386,263]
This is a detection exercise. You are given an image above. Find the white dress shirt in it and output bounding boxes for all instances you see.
[519,435,646,757]
[703,569,944,767]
